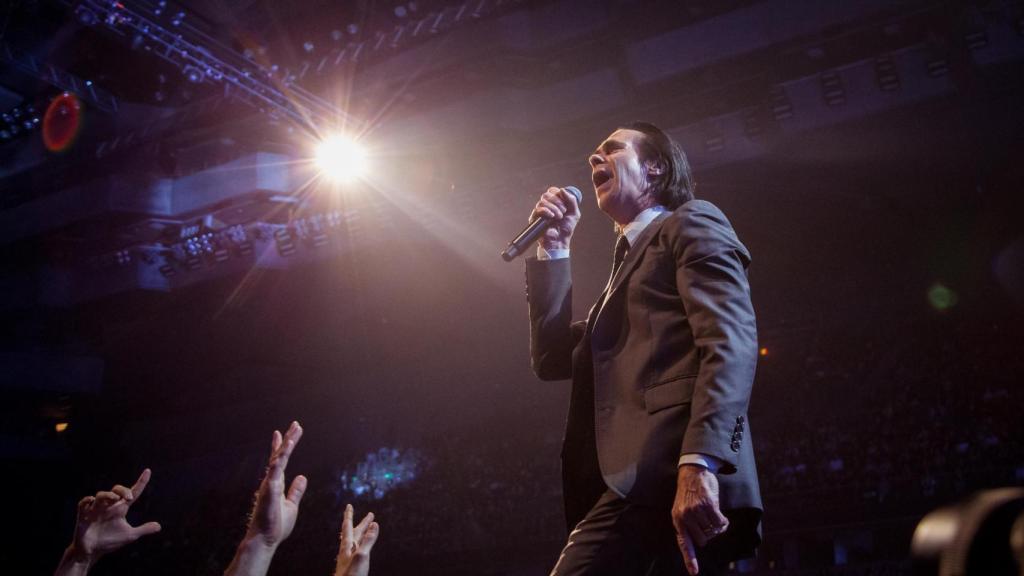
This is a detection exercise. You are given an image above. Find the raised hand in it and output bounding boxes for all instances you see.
[334,504,380,576]
[55,469,161,576]
[246,421,307,548]
[224,421,307,576]
[73,468,162,558]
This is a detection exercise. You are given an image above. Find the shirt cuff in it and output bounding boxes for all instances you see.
[678,453,723,473]
[537,246,570,260]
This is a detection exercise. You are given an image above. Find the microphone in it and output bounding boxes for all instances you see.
[501,186,582,262]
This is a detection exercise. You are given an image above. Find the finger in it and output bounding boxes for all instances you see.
[538,197,565,214]
[686,517,709,547]
[130,521,162,540]
[267,425,300,491]
[537,199,564,219]
[341,503,354,548]
[95,491,121,504]
[558,188,581,215]
[130,468,152,500]
[286,474,307,505]
[541,191,568,211]
[532,205,558,221]
[78,495,95,512]
[675,504,710,547]
[358,521,379,552]
[676,531,699,576]
[111,485,134,502]
[271,430,282,454]
[709,506,730,533]
[346,524,379,575]
[353,512,375,542]
[688,505,716,541]
[275,422,303,467]
[545,199,568,216]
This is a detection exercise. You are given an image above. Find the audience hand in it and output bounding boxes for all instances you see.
[224,421,307,576]
[247,421,307,548]
[334,504,380,576]
[55,469,161,576]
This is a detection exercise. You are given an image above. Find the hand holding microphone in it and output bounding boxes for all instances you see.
[501,186,582,261]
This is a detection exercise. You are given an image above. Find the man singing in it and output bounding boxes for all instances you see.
[525,122,762,575]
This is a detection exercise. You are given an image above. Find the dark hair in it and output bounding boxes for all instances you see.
[620,121,694,210]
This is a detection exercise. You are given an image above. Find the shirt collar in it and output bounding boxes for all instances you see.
[621,205,668,247]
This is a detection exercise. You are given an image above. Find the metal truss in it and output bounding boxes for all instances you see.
[68,0,356,135]
[0,42,120,114]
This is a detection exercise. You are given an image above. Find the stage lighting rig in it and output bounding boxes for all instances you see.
[64,0,356,134]
[1,42,119,114]
[0,105,39,142]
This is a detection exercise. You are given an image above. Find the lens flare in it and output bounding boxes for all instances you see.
[43,92,82,152]
[315,135,368,182]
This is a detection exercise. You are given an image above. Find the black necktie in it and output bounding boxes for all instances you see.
[589,234,630,332]
[612,234,629,278]
[602,234,629,295]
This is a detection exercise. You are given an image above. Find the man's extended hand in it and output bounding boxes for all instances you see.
[334,503,380,576]
[672,465,729,576]
[245,421,307,549]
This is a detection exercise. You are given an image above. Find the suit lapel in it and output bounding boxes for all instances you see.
[607,211,669,299]
[591,211,669,330]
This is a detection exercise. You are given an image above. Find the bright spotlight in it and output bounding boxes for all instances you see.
[316,135,368,182]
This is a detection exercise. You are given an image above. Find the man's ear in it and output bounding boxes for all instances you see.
[646,160,665,176]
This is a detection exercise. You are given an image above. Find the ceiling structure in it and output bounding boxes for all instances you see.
[0,0,1021,391]
[1,0,1020,310]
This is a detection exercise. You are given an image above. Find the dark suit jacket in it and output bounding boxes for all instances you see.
[527,199,763,557]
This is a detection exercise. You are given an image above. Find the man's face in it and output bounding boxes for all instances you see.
[589,129,655,225]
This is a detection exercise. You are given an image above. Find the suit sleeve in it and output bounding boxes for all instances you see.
[526,257,579,381]
[669,201,758,473]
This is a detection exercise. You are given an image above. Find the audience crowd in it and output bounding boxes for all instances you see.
[755,317,1023,519]
[46,312,1023,574]
[52,422,378,576]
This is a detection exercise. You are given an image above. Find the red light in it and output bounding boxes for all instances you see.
[759,347,769,357]
[42,92,82,152]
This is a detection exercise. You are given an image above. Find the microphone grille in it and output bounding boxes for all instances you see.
[563,186,583,203]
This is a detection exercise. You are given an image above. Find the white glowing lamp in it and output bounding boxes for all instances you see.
[315,135,368,182]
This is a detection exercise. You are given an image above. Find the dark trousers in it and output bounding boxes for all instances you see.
[550,489,730,576]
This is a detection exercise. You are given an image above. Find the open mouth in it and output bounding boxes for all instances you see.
[592,170,612,188]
